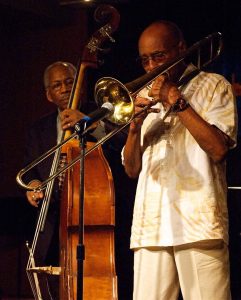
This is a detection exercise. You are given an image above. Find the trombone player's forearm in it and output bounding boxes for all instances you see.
[123,122,142,179]
[123,95,160,178]
[177,106,230,163]
[150,75,231,163]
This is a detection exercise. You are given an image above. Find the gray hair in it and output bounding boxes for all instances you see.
[43,61,77,89]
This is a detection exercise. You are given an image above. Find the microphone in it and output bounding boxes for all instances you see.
[74,102,114,133]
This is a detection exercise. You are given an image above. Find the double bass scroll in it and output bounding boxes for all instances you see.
[64,4,120,138]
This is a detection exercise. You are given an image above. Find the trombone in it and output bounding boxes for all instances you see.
[16,31,223,191]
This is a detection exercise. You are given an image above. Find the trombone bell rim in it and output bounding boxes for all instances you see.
[95,77,134,125]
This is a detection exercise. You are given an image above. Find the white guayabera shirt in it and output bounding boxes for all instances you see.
[124,65,237,248]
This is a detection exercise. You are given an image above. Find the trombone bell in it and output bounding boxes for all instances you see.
[95,77,134,125]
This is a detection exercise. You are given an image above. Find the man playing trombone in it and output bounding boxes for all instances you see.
[123,20,237,300]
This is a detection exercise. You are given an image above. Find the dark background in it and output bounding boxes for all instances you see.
[0,0,241,299]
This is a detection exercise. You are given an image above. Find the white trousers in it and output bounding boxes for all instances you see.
[133,240,231,300]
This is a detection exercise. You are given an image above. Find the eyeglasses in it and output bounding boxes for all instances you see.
[137,50,169,67]
[137,43,179,67]
[48,78,74,91]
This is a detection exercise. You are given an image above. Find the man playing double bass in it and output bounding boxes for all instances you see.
[24,61,106,299]
[24,60,133,299]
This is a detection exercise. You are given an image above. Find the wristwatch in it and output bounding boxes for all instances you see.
[172,97,190,113]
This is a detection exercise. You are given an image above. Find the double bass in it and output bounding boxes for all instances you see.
[59,5,120,300]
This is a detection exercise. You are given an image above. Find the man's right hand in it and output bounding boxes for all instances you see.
[26,180,44,207]
[60,108,86,130]
[130,96,160,133]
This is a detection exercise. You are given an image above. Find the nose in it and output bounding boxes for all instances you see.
[60,81,71,92]
[144,58,159,72]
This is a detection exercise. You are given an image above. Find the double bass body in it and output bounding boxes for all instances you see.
[59,140,118,299]
[58,5,120,298]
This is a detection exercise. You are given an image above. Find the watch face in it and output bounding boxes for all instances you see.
[173,98,189,112]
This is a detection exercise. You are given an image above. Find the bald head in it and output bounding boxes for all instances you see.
[138,20,186,76]
[139,21,185,53]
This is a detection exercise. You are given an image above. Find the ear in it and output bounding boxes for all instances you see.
[178,40,187,53]
[46,89,53,103]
